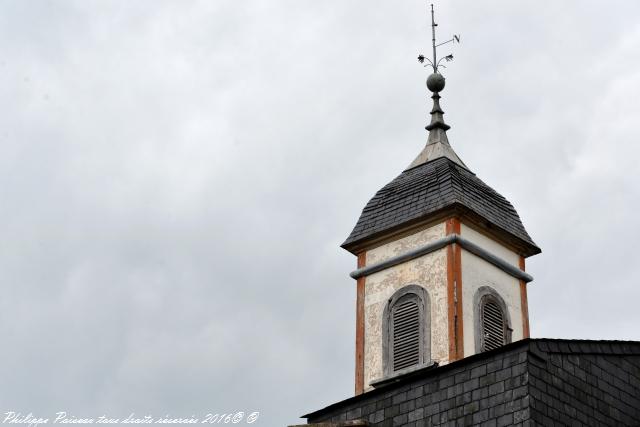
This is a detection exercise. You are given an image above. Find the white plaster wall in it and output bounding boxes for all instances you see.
[460,223,523,357]
[366,223,446,265]
[362,222,448,390]
[461,224,519,267]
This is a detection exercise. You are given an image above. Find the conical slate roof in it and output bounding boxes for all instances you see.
[341,156,540,256]
[342,75,540,256]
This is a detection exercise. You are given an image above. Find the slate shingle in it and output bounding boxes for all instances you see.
[342,157,540,254]
[301,339,640,427]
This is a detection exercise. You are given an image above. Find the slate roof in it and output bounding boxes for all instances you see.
[301,338,640,426]
[342,156,540,255]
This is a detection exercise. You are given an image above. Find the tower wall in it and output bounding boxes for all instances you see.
[460,223,525,357]
[356,220,531,391]
[361,222,450,390]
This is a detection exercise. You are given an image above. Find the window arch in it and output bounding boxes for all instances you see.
[474,286,512,353]
[382,285,430,376]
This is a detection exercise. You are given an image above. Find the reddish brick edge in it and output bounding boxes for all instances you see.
[519,256,530,338]
[355,252,366,395]
[446,218,464,361]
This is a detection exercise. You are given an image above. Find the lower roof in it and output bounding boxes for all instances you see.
[302,338,640,420]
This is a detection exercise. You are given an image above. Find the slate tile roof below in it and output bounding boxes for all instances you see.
[301,338,640,427]
[342,157,540,254]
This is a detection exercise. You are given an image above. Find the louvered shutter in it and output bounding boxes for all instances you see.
[482,300,505,351]
[391,299,421,371]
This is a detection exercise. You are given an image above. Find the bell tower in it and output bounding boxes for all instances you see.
[343,5,540,395]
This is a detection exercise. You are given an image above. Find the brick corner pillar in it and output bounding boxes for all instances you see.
[446,218,464,361]
[519,256,530,338]
[355,252,366,395]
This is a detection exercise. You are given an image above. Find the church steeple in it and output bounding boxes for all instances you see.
[343,4,540,395]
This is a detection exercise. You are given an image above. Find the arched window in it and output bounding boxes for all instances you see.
[474,286,512,353]
[382,285,430,376]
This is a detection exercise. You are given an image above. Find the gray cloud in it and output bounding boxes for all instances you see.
[0,1,639,425]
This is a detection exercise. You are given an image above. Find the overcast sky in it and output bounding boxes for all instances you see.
[1,1,639,426]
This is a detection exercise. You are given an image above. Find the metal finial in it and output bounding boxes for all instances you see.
[408,4,467,170]
[417,3,460,87]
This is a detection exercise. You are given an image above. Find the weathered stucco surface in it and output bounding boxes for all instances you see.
[363,223,448,390]
[460,223,523,357]
[366,223,446,265]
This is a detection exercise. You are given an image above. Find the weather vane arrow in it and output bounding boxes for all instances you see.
[417,4,460,74]
[416,3,461,133]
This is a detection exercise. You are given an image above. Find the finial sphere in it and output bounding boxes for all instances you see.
[427,73,445,92]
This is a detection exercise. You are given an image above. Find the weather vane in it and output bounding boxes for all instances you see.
[418,4,460,74]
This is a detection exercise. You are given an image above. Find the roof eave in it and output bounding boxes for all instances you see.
[341,203,541,258]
